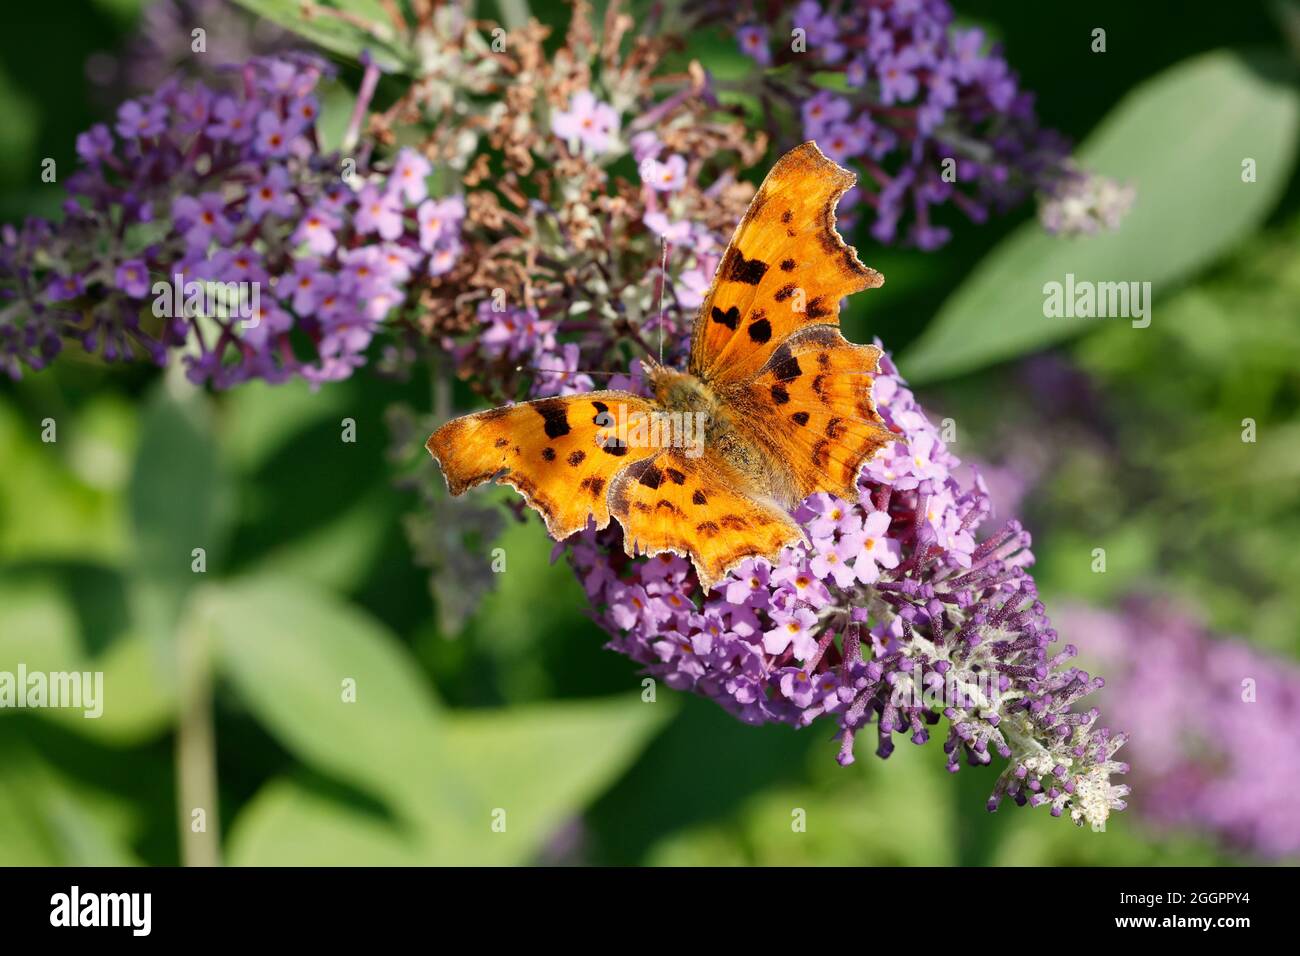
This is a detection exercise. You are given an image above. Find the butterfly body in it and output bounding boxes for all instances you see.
[642,362,772,494]
[428,142,900,591]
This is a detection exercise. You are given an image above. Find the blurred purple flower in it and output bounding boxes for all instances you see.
[1058,598,1300,859]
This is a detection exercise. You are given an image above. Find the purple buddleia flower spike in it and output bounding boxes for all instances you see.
[568,346,1129,830]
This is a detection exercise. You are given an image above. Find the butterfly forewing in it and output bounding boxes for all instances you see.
[688,141,883,386]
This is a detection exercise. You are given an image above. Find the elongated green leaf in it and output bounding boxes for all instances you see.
[0,729,139,866]
[434,696,674,865]
[206,574,671,863]
[900,50,1300,382]
[233,0,413,72]
[129,385,229,638]
[204,576,461,822]
[227,777,424,866]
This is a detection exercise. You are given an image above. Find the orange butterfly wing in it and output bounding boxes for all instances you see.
[607,449,803,591]
[427,392,660,540]
[724,325,896,502]
[688,141,883,386]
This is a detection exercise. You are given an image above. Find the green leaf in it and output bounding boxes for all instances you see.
[0,572,175,743]
[226,694,673,864]
[643,731,954,866]
[217,377,351,473]
[0,402,128,565]
[203,576,462,821]
[128,385,229,634]
[39,630,175,743]
[0,728,139,866]
[227,777,423,866]
[232,0,413,72]
[434,695,674,864]
[900,50,1300,382]
[243,487,394,592]
[206,576,671,863]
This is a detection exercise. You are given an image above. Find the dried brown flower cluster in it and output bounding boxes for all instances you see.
[369,1,768,399]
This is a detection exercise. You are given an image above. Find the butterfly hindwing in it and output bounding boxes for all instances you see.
[688,141,883,386]
[725,325,897,501]
[608,449,804,591]
[427,391,660,540]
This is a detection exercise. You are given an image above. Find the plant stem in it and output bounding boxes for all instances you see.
[175,598,221,867]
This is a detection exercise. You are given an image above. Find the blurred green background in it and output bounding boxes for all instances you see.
[1,0,1298,865]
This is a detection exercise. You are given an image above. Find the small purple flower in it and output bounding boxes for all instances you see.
[878,48,921,104]
[293,206,341,256]
[115,98,167,138]
[388,148,432,205]
[427,239,461,277]
[172,192,235,248]
[809,534,860,589]
[737,25,771,66]
[285,258,334,315]
[355,186,404,241]
[253,110,299,158]
[114,259,151,298]
[763,606,820,660]
[819,122,868,164]
[75,124,114,165]
[802,91,851,139]
[551,90,619,155]
[640,154,688,193]
[852,510,900,584]
[643,211,691,244]
[247,165,297,221]
[417,196,465,252]
[207,96,258,143]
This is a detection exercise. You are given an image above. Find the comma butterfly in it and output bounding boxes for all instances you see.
[427,142,899,591]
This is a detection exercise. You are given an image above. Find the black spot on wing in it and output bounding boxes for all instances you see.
[806,296,832,320]
[770,348,803,382]
[774,283,797,302]
[638,465,664,489]
[792,411,810,426]
[747,318,772,344]
[780,258,796,272]
[665,468,687,485]
[770,384,790,405]
[567,450,586,467]
[711,305,740,330]
[542,447,556,461]
[692,489,708,506]
[724,248,769,285]
[534,399,571,439]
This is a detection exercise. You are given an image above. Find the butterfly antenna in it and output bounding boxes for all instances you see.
[519,365,626,379]
[657,236,670,366]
